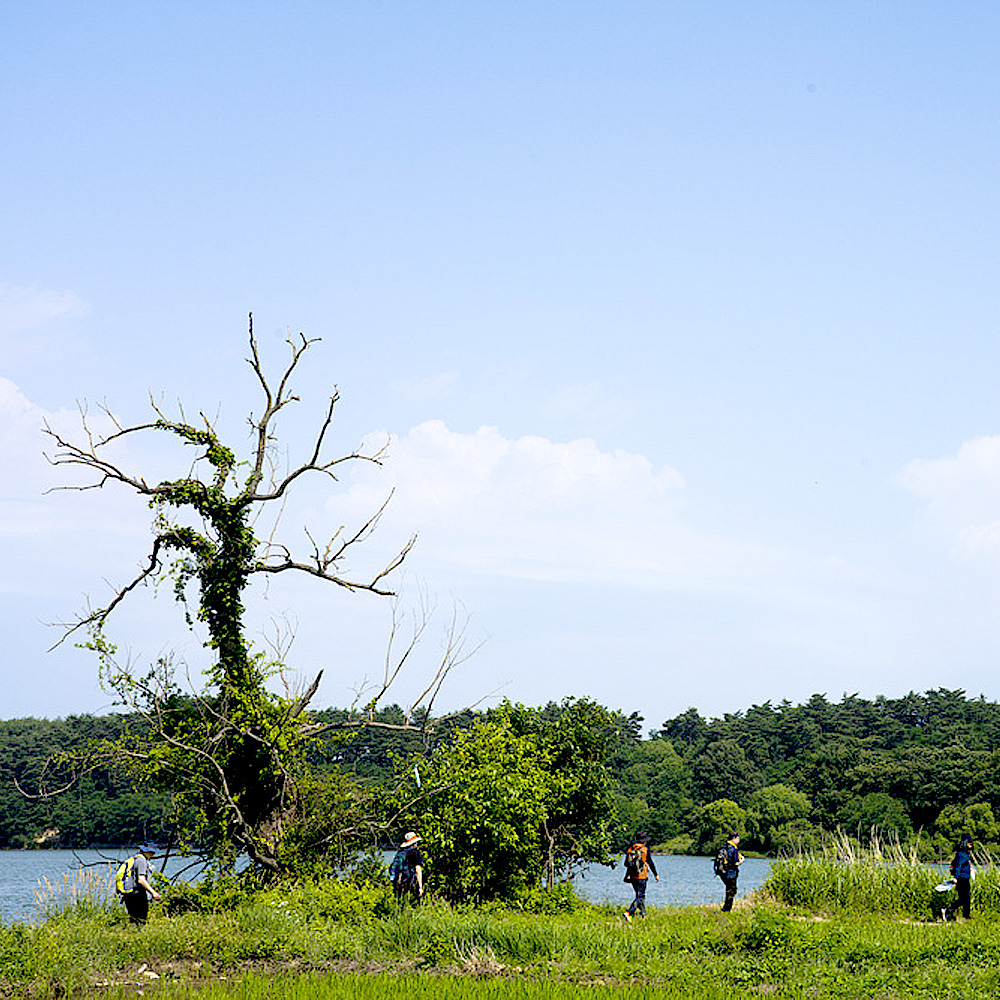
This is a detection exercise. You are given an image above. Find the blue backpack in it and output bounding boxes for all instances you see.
[389,848,414,888]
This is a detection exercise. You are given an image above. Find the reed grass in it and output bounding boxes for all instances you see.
[765,831,1000,918]
[32,862,118,920]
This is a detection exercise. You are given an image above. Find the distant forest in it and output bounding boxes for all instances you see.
[3,688,999,858]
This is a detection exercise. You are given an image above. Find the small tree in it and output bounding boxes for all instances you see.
[693,799,746,854]
[746,783,811,853]
[935,802,1000,849]
[391,700,617,901]
[840,792,912,843]
[502,698,617,885]
[41,319,469,872]
[397,712,550,901]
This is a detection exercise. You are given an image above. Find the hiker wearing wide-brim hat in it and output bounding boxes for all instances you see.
[389,832,425,902]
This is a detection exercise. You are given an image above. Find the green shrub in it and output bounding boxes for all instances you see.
[511,881,588,914]
[737,908,796,953]
[289,878,393,923]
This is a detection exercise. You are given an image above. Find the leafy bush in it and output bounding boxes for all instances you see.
[285,878,393,923]
[511,881,588,914]
[737,908,796,953]
[935,802,1000,850]
[396,714,551,901]
[692,799,746,854]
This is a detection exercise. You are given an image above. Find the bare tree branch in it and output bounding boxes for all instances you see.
[36,317,482,873]
[47,536,171,649]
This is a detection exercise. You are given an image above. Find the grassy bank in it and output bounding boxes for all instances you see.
[6,869,1000,998]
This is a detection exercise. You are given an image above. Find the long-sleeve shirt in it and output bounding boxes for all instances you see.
[626,844,658,880]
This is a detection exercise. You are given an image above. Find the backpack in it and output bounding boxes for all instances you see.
[388,848,414,888]
[713,845,729,880]
[115,856,136,896]
[624,843,645,880]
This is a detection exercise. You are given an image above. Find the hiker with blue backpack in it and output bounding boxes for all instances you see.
[943,833,975,921]
[115,843,162,924]
[714,831,744,912]
[622,831,658,922]
[389,831,424,903]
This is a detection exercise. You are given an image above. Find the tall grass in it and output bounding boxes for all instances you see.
[102,970,732,1000]
[69,910,1000,1000]
[8,863,1000,997]
[32,862,117,921]
[766,832,1000,918]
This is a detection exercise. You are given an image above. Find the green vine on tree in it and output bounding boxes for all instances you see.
[40,317,470,873]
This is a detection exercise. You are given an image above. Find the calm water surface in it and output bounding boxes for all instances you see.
[0,850,207,924]
[569,853,774,910]
[0,849,774,924]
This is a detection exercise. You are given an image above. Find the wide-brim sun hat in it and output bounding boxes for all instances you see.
[400,832,421,848]
[139,844,159,855]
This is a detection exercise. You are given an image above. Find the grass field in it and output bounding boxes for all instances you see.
[6,855,1000,998]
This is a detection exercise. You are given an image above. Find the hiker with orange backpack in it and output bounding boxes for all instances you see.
[622,831,658,922]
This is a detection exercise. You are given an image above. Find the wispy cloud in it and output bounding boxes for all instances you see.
[900,435,1000,557]
[324,419,783,590]
[0,282,87,336]
[541,382,631,425]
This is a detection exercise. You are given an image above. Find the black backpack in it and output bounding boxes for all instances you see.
[624,843,645,879]
[713,845,729,879]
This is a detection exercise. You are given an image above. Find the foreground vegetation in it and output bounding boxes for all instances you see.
[10,898,1000,999]
[5,852,1000,999]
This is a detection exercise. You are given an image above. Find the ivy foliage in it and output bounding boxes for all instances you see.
[43,326,410,874]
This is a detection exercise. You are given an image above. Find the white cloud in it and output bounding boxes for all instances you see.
[0,282,87,335]
[900,435,1000,557]
[326,420,779,589]
[0,377,52,490]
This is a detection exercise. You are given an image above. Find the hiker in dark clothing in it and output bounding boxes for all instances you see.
[720,831,744,912]
[622,831,659,922]
[945,833,974,920]
[389,831,424,903]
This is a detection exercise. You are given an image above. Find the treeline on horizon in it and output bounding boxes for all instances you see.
[3,687,999,858]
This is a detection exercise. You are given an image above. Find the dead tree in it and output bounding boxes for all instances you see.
[41,316,474,871]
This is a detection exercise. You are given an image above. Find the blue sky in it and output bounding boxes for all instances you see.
[3,2,1000,727]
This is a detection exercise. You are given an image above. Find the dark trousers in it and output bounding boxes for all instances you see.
[722,875,738,912]
[394,878,420,905]
[123,890,149,924]
[627,877,648,917]
[946,877,971,919]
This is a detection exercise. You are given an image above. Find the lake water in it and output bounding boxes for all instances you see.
[0,850,775,924]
